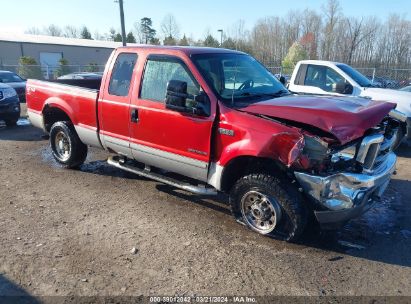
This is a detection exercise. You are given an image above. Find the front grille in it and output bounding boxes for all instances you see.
[0,91,3,100]
[356,134,384,171]
[356,131,396,172]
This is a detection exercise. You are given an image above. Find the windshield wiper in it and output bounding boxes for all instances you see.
[238,90,290,98]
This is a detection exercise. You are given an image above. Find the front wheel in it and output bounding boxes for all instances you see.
[229,173,308,242]
[50,121,87,168]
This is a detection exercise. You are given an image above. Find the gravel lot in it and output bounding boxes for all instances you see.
[0,107,410,299]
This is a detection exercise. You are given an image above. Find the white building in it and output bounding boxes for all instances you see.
[0,33,131,77]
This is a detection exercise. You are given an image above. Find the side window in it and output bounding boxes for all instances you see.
[304,65,345,92]
[325,68,344,91]
[304,65,325,89]
[108,53,137,97]
[140,58,200,104]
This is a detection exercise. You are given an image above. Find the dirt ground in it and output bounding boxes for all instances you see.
[0,106,410,299]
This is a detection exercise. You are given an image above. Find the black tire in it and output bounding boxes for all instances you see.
[49,121,87,169]
[229,173,308,242]
[5,118,18,127]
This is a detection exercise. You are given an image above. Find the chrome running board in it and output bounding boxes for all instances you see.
[107,156,217,196]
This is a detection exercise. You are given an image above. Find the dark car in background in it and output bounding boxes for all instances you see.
[0,83,20,126]
[0,70,27,102]
[366,75,400,89]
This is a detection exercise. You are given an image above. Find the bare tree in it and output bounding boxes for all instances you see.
[161,14,180,40]
[339,17,378,64]
[133,22,145,43]
[63,25,79,38]
[300,9,322,59]
[321,0,341,60]
[44,24,62,37]
[251,17,285,64]
[25,27,42,35]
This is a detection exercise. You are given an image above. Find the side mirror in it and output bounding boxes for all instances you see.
[165,80,188,108]
[279,76,286,85]
[335,80,353,94]
[165,80,210,116]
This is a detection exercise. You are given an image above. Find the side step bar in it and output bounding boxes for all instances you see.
[107,156,218,196]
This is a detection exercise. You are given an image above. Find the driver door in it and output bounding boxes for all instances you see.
[129,54,215,182]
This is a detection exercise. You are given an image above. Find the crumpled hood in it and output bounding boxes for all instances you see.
[242,95,396,144]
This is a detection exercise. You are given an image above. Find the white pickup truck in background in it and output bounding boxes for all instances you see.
[288,60,411,140]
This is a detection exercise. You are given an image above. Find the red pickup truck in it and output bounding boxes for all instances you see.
[27,46,404,241]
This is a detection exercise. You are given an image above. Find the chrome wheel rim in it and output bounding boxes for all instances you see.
[240,191,282,234]
[54,131,70,161]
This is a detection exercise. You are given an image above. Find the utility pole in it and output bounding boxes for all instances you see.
[218,29,223,47]
[117,0,127,46]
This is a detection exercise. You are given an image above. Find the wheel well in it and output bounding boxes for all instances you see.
[220,156,285,193]
[43,106,72,132]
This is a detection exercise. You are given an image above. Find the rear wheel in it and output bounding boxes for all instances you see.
[50,121,87,168]
[230,173,308,242]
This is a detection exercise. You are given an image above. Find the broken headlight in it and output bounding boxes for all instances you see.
[302,135,329,163]
[331,144,356,163]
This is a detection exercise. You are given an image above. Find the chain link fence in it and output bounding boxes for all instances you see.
[0,64,106,80]
[1,62,410,89]
[264,64,411,89]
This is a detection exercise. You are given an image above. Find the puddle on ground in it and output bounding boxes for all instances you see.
[0,118,31,128]
[79,160,139,179]
[17,118,31,126]
[40,146,138,179]
[335,186,402,250]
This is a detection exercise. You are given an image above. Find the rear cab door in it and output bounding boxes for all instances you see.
[98,49,138,157]
[128,50,217,182]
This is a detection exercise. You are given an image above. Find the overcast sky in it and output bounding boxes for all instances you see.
[0,0,409,39]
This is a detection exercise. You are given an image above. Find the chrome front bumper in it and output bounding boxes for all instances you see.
[294,152,397,226]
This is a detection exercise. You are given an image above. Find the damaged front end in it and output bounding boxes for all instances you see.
[289,110,405,228]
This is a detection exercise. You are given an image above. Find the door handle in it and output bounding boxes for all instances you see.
[131,108,139,123]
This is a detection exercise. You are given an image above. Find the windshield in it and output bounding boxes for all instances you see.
[336,64,373,88]
[0,72,24,83]
[192,53,289,106]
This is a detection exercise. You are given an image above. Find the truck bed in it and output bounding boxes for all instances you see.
[26,79,101,147]
[52,78,102,91]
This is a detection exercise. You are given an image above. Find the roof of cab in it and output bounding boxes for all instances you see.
[116,45,246,56]
[298,60,345,66]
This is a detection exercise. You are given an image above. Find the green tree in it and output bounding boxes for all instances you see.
[222,37,236,50]
[18,56,42,79]
[81,26,93,39]
[126,32,136,43]
[282,42,308,74]
[54,58,71,78]
[203,35,220,47]
[163,35,177,46]
[114,33,123,42]
[179,34,189,46]
[150,37,160,45]
[140,17,157,44]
